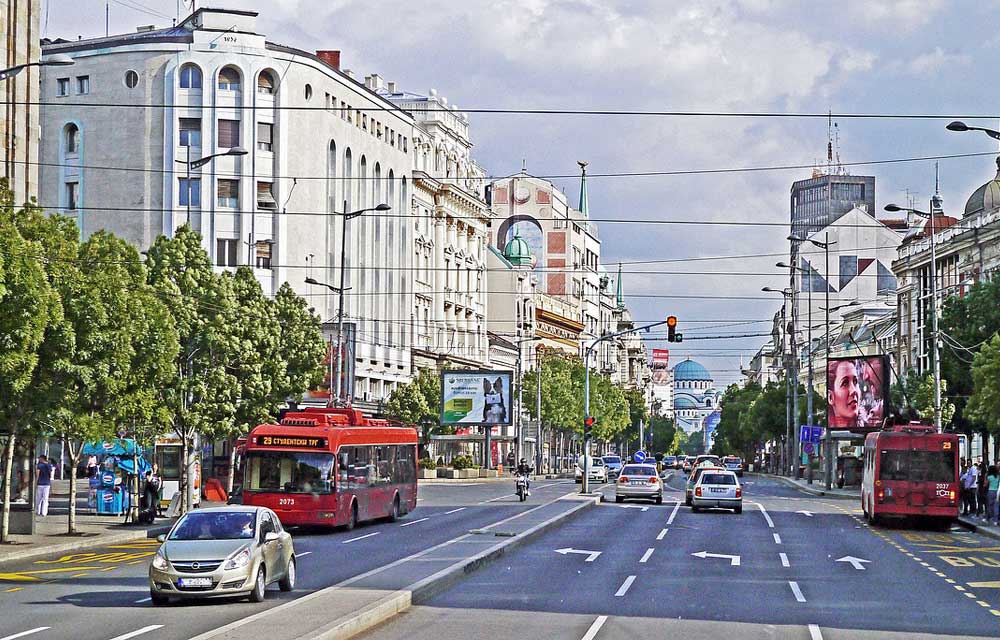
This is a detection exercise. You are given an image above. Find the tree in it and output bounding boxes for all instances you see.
[714,383,762,460]
[0,188,65,542]
[967,335,1000,448]
[385,368,445,457]
[272,281,326,400]
[145,225,240,512]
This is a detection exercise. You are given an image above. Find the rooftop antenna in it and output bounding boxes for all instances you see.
[827,110,833,177]
[833,121,844,175]
[931,162,943,215]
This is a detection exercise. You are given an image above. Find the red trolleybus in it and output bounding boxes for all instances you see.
[861,424,959,527]
[241,407,418,529]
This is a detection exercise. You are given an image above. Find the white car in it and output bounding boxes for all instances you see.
[574,456,608,483]
[691,469,742,514]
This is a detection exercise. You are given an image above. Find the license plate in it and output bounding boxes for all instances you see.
[711,488,727,493]
[178,577,212,588]
[630,481,643,485]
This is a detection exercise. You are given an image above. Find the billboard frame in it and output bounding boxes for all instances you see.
[826,354,890,432]
[440,369,515,427]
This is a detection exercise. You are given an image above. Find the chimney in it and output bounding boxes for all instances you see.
[387,81,396,93]
[343,69,355,79]
[316,50,341,70]
[366,73,383,91]
[136,25,156,32]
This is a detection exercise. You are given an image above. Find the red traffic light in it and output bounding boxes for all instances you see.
[584,417,595,427]
[666,316,677,327]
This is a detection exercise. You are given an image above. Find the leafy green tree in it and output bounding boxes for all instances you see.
[523,353,578,434]
[386,368,447,457]
[0,189,66,542]
[272,281,326,400]
[145,225,240,512]
[967,335,1000,446]
[714,383,762,459]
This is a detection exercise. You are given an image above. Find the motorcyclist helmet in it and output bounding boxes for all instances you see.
[519,458,526,464]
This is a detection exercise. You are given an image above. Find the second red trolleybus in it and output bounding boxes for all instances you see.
[861,423,959,527]
[241,407,418,529]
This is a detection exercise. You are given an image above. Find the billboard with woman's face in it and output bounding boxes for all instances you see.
[826,355,889,430]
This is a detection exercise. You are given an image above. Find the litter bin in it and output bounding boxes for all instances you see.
[7,503,35,535]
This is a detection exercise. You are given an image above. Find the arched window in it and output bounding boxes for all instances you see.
[327,140,337,212]
[179,64,202,89]
[257,70,275,95]
[218,66,241,92]
[359,156,368,208]
[64,123,79,154]
[344,148,353,210]
[374,164,381,242]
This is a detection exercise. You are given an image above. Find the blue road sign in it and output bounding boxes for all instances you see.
[799,425,823,444]
[634,450,646,463]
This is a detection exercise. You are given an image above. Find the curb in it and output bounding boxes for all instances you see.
[762,473,858,501]
[0,525,171,567]
[956,516,1000,541]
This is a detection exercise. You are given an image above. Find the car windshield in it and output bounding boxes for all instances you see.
[170,511,256,540]
[593,459,604,466]
[603,456,621,464]
[701,474,737,485]
[246,451,335,494]
[724,457,741,464]
[622,465,657,475]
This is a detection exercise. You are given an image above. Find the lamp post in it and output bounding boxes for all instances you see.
[174,146,247,229]
[763,287,795,476]
[0,53,73,81]
[885,201,943,432]
[305,203,390,407]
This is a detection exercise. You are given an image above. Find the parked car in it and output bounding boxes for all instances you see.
[149,506,295,605]
[722,456,744,477]
[574,456,608,484]
[685,465,725,506]
[602,455,623,479]
[615,464,662,504]
[691,469,742,513]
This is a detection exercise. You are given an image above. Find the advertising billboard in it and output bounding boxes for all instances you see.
[440,370,514,426]
[826,355,889,430]
[651,349,670,385]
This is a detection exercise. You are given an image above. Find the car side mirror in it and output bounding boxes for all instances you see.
[265,531,281,543]
[156,534,166,543]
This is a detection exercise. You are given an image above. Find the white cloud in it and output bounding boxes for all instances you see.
[900,46,971,75]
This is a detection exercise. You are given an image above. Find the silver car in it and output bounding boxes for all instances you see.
[149,506,295,605]
[691,470,742,513]
[615,464,663,504]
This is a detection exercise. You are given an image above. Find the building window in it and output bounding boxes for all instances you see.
[255,241,272,269]
[216,239,238,267]
[257,122,273,152]
[76,76,90,95]
[218,119,240,148]
[179,178,201,207]
[305,84,312,101]
[64,124,79,154]
[66,182,79,210]
[124,70,139,89]
[179,118,201,147]
[257,71,275,95]
[179,64,202,89]
[256,182,276,210]
[218,66,241,92]
[217,180,239,208]
[56,78,70,96]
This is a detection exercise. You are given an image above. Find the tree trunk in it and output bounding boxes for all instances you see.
[67,443,82,534]
[1,430,17,543]
[181,430,190,515]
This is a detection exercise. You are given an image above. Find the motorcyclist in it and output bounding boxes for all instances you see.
[515,458,532,496]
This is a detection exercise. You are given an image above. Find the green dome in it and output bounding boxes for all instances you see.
[503,233,533,267]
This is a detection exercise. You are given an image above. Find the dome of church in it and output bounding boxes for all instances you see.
[673,359,711,382]
[674,396,698,409]
[964,157,1000,218]
[503,233,533,267]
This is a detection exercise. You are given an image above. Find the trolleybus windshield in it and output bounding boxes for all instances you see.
[246,451,335,494]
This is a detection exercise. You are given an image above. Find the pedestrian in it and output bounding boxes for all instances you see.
[962,462,979,516]
[35,454,53,516]
[86,455,98,478]
[987,465,1000,527]
[979,462,990,518]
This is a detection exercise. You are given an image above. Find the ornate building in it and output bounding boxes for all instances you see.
[673,359,721,437]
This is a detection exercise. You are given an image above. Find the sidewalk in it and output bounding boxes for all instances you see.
[0,478,178,566]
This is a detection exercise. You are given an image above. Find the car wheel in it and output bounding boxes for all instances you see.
[655,494,663,505]
[150,590,169,606]
[691,506,701,513]
[345,501,358,531]
[389,495,400,522]
[734,506,742,514]
[248,566,266,603]
[615,496,624,503]
[685,496,692,506]
[279,557,296,592]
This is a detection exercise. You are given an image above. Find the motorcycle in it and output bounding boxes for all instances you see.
[515,473,530,502]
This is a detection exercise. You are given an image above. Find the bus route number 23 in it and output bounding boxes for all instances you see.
[278,498,295,506]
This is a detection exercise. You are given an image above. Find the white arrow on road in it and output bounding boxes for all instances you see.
[555,548,602,562]
[618,505,649,511]
[836,556,871,570]
[691,550,741,566]
[796,510,814,517]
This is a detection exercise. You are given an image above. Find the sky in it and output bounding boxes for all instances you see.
[43,0,1000,387]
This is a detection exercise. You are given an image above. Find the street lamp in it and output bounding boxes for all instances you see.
[945,121,1000,141]
[174,146,248,228]
[763,286,795,477]
[885,201,943,434]
[306,202,391,407]
[0,53,73,81]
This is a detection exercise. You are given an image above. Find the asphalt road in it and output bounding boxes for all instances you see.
[0,477,578,640]
[359,474,1000,640]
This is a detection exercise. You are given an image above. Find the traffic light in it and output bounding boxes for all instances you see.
[667,316,682,343]
[584,416,595,441]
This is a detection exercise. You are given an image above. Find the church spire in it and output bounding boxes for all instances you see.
[578,160,589,216]
[615,262,625,309]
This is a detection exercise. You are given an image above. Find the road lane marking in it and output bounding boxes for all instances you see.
[789,581,806,602]
[4,587,23,593]
[639,548,654,563]
[808,624,823,640]
[581,616,608,640]
[343,532,380,544]
[135,597,152,603]
[0,628,51,640]
[656,528,668,540]
[666,501,680,525]
[70,573,89,578]
[968,581,1000,588]
[758,503,774,528]
[615,575,636,597]
[294,552,312,558]
[780,553,790,567]
[773,533,782,545]
[479,494,517,504]
[444,507,466,514]
[108,626,164,640]
[400,518,429,527]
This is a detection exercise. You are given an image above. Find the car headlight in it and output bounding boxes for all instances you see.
[152,551,170,571]
[224,546,251,571]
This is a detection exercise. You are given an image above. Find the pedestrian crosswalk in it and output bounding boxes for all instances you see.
[0,625,163,640]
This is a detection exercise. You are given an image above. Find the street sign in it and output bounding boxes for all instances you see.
[803,443,814,455]
[634,450,646,463]
[799,425,823,444]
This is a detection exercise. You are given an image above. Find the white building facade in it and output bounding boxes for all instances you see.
[39,8,415,407]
